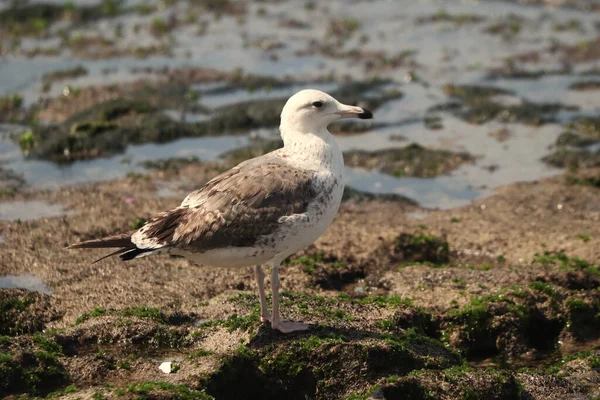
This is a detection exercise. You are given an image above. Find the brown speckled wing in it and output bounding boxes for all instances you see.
[134,160,317,253]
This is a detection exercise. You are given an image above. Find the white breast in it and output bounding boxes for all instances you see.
[175,128,345,268]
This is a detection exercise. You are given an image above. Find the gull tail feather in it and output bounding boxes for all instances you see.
[67,233,156,263]
[67,233,134,250]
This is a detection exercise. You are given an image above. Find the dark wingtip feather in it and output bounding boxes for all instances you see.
[119,247,153,261]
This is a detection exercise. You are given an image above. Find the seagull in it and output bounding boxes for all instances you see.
[68,89,373,333]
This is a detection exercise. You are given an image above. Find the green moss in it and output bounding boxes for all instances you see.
[566,116,600,137]
[141,156,200,172]
[189,349,214,358]
[24,80,399,162]
[260,334,346,378]
[0,188,15,197]
[575,234,591,243]
[0,344,68,395]
[554,132,597,147]
[314,306,354,321]
[533,251,599,276]
[570,81,600,91]
[117,360,131,370]
[0,292,54,336]
[289,252,325,267]
[485,16,523,37]
[566,298,589,312]
[19,130,35,154]
[379,317,396,332]
[126,171,151,182]
[128,381,213,399]
[220,309,260,333]
[75,307,107,325]
[553,18,581,31]
[546,351,593,374]
[303,265,316,275]
[285,251,346,277]
[227,292,257,307]
[448,299,492,341]
[70,121,118,137]
[33,334,62,354]
[120,306,164,322]
[543,147,600,169]
[395,232,450,265]
[342,186,416,204]
[0,2,124,38]
[44,384,78,398]
[0,336,11,348]
[43,66,88,82]
[327,18,361,37]
[0,93,23,114]
[529,281,558,298]
[339,293,413,308]
[130,218,147,230]
[150,326,190,348]
[444,84,512,100]
[567,175,600,188]
[440,84,575,125]
[344,144,475,178]
[417,9,484,25]
[150,17,170,36]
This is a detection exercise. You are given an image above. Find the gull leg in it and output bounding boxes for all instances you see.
[254,265,270,323]
[270,263,310,333]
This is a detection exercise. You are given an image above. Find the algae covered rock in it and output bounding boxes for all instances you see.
[0,289,59,336]
[344,143,475,178]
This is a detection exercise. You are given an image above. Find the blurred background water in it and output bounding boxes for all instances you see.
[1,0,599,209]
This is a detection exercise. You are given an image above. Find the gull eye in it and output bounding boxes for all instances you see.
[312,101,323,108]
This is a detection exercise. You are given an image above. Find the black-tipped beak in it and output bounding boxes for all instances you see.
[337,104,374,120]
[358,108,373,119]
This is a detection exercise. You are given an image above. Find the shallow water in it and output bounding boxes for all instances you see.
[0,200,69,221]
[0,0,599,209]
[0,274,52,294]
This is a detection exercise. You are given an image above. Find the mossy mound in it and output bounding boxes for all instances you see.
[203,329,461,400]
[140,156,202,173]
[0,1,122,38]
[21,80,401,163]
[375,367,523,400]
[543,147,600,169]
[0,334,69,396]
[394,232,450,265]
[64,308,199,351]
[445,291,565,358]
[566,116,600,138]
[434,84,577,125]
[0,289,60,336]
[344,143,475,178]
[341,187,417,204]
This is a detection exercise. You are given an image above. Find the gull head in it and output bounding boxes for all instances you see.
[280,89,372,135]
